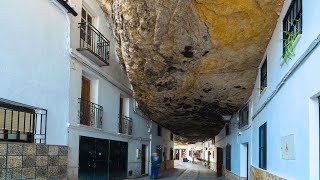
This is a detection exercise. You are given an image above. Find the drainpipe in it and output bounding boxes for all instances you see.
[148,120,153,176]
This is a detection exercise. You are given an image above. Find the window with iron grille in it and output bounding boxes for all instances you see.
[259,123,267,170]
[283,0,302,55]
[260,57,267,93]
[0,100,47,143]
[170,133,173,141]
[157,125,162,136]
[239,105,249,128]
[226,124,230,136]
[226,144,231,171]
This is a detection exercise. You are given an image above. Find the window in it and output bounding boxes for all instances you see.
[170,148,174,160]
[156,145,162,161]
[259,123,267,170]
[157,125,162,136]
[0,100,47,143]
[133,100,139,112]
[170,133,173,141]
[283,0,302,55]
[78,6,110,65]
[80,8,94,47]
[260,57,267,93]
[239,104,249,128]
[226,124,230,136]
[226,144,231,171]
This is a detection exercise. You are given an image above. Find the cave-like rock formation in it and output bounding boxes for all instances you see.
[98,0,284,141]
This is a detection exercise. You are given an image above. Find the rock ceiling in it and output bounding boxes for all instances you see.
[98,0,284,142]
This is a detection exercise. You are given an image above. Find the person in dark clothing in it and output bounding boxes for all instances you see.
[150,152,160,179]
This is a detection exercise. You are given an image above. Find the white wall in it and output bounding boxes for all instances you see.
[215,0,320,179]
[202,140,216,170]
[0,0,70,145]
[66,0,152,178]
[151,121,174,161]
[215,113,252,178]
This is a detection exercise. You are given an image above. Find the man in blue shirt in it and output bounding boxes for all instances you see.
[150,152,160,179]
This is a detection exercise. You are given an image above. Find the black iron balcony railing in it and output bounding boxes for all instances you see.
[78,98,103,129]
[0,100,47,144]
[78,21,110,66]
[119,115,133,135]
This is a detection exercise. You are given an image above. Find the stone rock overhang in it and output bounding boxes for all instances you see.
[97,0,284,142]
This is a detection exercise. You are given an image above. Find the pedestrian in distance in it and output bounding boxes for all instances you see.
[150,152,160,180]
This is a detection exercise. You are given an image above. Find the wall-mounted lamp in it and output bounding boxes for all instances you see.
[222,115,232,121]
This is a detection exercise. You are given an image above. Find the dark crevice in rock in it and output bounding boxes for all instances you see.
[202,51,210,56]
[181,46,194,58]
[202,87,212,93]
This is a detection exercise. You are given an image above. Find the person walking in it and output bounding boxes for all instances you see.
[150,152,160,179]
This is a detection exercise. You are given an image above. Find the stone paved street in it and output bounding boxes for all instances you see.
[137,160,224,180]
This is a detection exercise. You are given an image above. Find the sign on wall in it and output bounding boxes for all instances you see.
[281,134,295,160]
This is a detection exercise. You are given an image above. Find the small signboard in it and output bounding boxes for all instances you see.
[281,134,295,160]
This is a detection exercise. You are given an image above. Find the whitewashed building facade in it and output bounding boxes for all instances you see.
[214,0,320,179]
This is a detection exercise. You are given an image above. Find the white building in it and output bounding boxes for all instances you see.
[214,0,320,179]
[150,122,175,172]
[0,0,175,179]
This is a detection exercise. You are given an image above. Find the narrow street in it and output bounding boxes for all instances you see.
[0,1,319,179]
[137,160,224,180]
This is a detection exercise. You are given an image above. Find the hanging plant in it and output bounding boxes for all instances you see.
[281,19,300,64]
[281,31,300,63]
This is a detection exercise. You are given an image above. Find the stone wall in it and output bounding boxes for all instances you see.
[225,169,246,180]
[0,142,68,179]
[160,160,174,172]
[250,165,286,180]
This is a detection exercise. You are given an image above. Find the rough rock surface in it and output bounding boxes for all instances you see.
[98,0,284,142]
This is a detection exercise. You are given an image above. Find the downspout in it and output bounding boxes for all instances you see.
[149,120,153,176]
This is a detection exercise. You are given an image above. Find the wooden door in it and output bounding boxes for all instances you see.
[175,149,180,160]
[81,77,91,126]
[141,144,146,175]
[217,147,223,177]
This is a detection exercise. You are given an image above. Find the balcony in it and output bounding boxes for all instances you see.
[0,99,47,144]
[78,98,103,129]
[77,21,110,66]
[119,115,133,135]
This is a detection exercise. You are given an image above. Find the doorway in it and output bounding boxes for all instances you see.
[141,144,146,175]
[217,147,223,177]
[241,143,249,180]
[181,149,186,158]
[109,140,128,180]
[78,136,128,180]
[246,144,249,180]
[80,76,91,126]
[175,149,180,160]
[79,136,109,180]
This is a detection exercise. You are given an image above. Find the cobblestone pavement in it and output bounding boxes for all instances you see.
[136,160,224,180]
